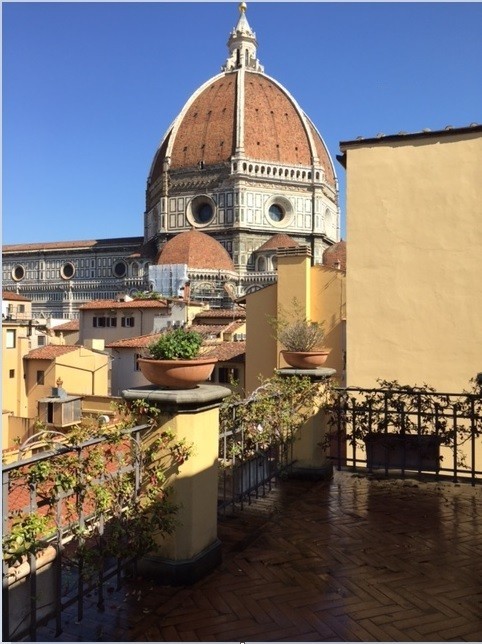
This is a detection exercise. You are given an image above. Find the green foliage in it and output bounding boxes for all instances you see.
[269,297,325,351]
[3,400,193,577]
[3,514,51,565]
[147,328,203,360]
[132,290,163,300]
[323,379,482,470]
[220,373,334,461]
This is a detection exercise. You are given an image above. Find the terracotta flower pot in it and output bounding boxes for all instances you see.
[138,357,218,389]
[281,349,331,369]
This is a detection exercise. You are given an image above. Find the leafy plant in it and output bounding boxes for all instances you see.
[3,514,51,565]
[3,401,193,579]
[146,328,203,360]
[269,298,325,352]
[324,378,482,472]
[220,373,334,461]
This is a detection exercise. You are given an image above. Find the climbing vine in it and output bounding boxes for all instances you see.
[219,373,335,462]
[3,400,193,578]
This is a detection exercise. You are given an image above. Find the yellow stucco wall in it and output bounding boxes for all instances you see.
[245,284,277,393]
[343,130,482,391]
[150,406,221,561]
[26,349,109,416]
[2,326,30,419]
[245,252,346,392]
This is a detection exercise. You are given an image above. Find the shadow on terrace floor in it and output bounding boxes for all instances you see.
[37,471,482,642]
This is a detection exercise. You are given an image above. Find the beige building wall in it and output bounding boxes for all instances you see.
[2,346,109,449]
[79,308,162,345]
[25,349,109,419]
[341,127,482,391]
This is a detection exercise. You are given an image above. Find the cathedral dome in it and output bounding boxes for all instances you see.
[156,230,235,272]
[148,4,336,190]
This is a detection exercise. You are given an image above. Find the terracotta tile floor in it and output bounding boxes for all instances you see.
[36,471,482,641]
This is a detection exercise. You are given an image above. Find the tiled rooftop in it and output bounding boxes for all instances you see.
[2,290,31,301]
[193,307,246,320]
[78,299,168,310]
[25,345,79,360]
[203,341,246,362]
[53,320,80,332]
[106,333,160,349]
[2,236,143,253]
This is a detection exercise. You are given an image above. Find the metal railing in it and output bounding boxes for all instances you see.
[217,388,296,515]
[329,386,482,484]
[218,429,294,515]
[2,424,148,641]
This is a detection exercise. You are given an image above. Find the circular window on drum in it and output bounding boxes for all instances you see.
[113,261,127,278]
[60,262,75,280]
[12,265,25,281]
[187,195,216,227]
[265,197,293,228]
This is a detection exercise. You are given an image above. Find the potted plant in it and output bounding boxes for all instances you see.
[270,299,330,369]
[137,327,218,389]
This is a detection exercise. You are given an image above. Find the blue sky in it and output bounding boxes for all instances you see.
[3,1,481,245]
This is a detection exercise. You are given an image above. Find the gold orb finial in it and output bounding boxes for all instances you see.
[239,2,247,14]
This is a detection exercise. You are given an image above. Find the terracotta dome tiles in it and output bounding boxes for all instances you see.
[157,230,235,272]
[244,73,312,165]
[170,77,237,170]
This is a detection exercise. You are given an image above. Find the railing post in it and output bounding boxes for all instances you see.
[122,383,231,586]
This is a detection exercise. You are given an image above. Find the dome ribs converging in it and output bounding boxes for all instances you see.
[170,77,236,169]
[244,73,312,166]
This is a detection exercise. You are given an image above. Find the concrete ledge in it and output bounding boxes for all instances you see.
[122,384,232,413]
[137,539,222,586]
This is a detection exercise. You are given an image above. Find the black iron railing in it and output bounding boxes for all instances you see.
[2,424,148,641]
[218,429,294,515]
[329,386,482,484]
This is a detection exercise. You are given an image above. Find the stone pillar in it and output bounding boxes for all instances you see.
[277,367,336,480]
[122,383,231,585]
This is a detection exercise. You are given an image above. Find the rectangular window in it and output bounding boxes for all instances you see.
[9,369,14,378]
[37,335,46,347]
[218,367,239,384]
[121,317,135,328]
[18,305,25,313]
[37,370,45,385]
[6,329,16,348]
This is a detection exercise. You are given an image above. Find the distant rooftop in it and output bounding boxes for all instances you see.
[79,299,169,311]
[2,236,144,253]
[2,290,31,302]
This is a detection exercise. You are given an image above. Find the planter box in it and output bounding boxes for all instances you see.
[363,433,442,471]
